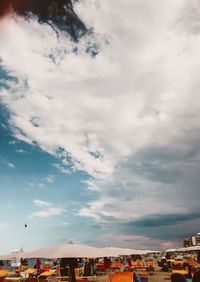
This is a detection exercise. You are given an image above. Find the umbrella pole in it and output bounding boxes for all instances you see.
[109,269,112,282]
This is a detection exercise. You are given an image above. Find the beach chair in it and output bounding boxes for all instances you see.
[186,259,197,276]
[135,261,141,269]
[96,263,106,274]
[172,270,188,275]
[0,269,9,275]
[107,271,133,282]
[137,272,149,282]
[172,260,185,271]
[147,260,154,272]
[21,268,37,279]
[42,265,53,271]
[0,269,10,282]
[38,269,56,281]
[131,261,139,271]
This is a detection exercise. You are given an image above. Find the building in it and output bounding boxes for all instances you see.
[183,233,200,247]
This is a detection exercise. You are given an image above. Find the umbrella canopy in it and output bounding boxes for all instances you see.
[100,247,150,257]
[165,249,177,253]
[23,243,105,259]
[0,251,24,260]
[177,246,200,252]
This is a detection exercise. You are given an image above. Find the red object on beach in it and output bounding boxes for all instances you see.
[42,265,52,271]
[25,224,27,228]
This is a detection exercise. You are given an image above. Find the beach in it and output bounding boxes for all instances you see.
[149,266,171,282]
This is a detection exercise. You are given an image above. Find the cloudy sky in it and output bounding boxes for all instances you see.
[0,0,200,254]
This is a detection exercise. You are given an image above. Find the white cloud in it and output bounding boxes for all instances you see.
[31,200,66,218]
[0,0,200,247]
[33,199,52,207]
[32,207,66,218]
[53,163,72,174]
[7,162,15,168]
[45,175,55,183]
[16,149,25,153]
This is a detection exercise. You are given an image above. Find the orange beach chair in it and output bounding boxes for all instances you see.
[107,272,133,282]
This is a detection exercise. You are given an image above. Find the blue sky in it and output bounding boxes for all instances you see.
[1,0,200,254]
[0,106,102,253]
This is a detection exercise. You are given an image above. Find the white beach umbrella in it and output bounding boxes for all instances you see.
[177,246,200,252]
[118,248,149,255]
[23,243,104,259]
[100,247,126,257]
[100,247,149,257]
[0,251,24,260]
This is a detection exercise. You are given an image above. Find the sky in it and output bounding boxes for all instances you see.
[0,0,200,254]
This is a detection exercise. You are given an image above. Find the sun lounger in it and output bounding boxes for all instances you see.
[0,269,9,276]
[172,270,188,275]
[23,269,38,274]
[107,272,133,282]
[38,269,56,281]
[20,268,38,278]
[42,265,53,271]
[0,269,10,282]
[0,270,18,279]
[145,260,154,272]
[137,272,149,280]
[171,260,185,271]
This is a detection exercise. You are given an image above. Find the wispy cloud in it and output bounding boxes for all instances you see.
[7,162,15,168]
[0,155,16,169]
[30,200,66,218]
[33,199,52,207]
[53,163,72,174]
[45,175,55,183]
[16,149,25,153]
[32,207,66,218]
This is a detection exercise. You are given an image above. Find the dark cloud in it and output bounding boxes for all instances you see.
[0,0,86,39]
[126,211,200,228]
[123,144,198,184]
[115,214,200,242]
[0,0,64,18]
